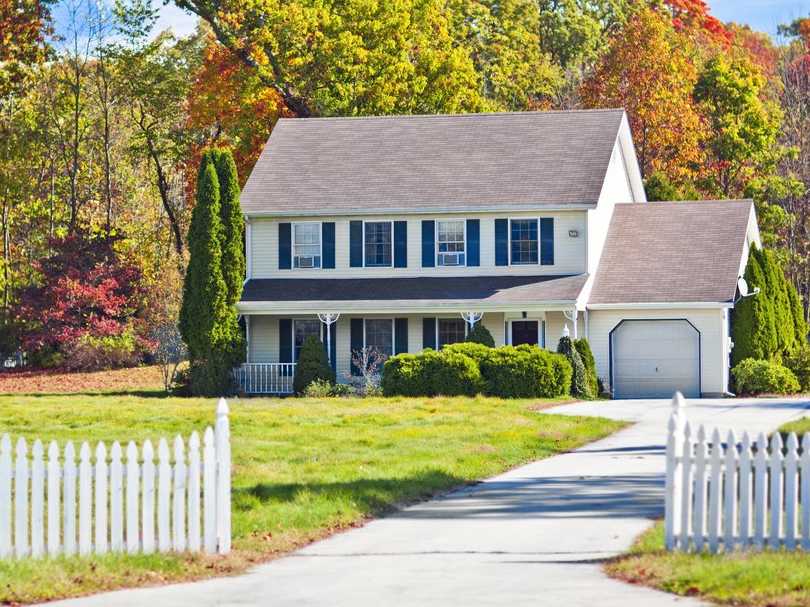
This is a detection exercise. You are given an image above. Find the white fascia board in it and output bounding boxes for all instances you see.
[243,204,597,219]
[237,299,579,315]
[587,301,733,310]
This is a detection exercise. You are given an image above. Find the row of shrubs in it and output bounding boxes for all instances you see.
[381,338,602,399]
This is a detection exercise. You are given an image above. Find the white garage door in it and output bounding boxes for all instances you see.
[611,320,700,399]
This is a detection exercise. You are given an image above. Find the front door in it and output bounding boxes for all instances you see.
[511,321,539,346]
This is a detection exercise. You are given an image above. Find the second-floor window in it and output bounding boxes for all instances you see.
[510,219,538,265]
[436,220,465,266]
[364,221,392,267]
[293,222,321,269]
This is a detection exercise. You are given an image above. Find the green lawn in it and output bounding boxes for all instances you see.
[607,523,810,607]
[780,416,810,439]
[0,392,623,604]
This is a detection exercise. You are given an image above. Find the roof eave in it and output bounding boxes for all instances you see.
[242,203,598,219]
[587,301,734,310]
[237,299,580,315]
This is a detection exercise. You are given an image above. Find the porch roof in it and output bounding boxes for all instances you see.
[238,274,588,313]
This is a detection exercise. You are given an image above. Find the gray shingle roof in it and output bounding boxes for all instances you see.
[240,274,587,306]
[589,200,754,305]
[241,110,626,216]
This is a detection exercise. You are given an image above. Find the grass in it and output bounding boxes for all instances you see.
[0,392,623,604]
[779,416,810,439]
[607,522,810,607]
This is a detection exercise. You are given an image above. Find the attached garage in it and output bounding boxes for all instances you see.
[610,320,700,399]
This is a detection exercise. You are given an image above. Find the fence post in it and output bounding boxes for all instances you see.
[47,441,60,557]
[693,425,708,552]
[0,435,10,559]
[94,442,109,555]
[769,432,784,549]
[15,438,29,558]
[665,392,686,550]
[31,440,44,558]
[215,398,231,554]
[785,433,799,550]
[802,433,810,551]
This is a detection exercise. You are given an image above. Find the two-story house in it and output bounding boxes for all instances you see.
[235,109,760,398]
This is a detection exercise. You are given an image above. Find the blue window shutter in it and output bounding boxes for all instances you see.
[466,219,480,266]
[495,219,508,266]
[349,221,363,267]
[279,318,292,363]
[540,218,554,266]
[421,220,435,267]
[278,223,292,269]
[321,323,337,371]
[395,318,408,354]
[422,317,436,350]
[322,222,335,269]
[350,318,364,376]
[394,221,407,268]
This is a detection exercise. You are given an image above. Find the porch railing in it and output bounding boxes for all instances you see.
[234,363,296,395]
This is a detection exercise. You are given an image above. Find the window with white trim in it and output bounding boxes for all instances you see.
[293,223,321,269]
[294,319,321,361]
[436,220,465,266]
[364,221,392,267]
[510,219,538,265]
[365,319,393,358]
[438,318,466,348]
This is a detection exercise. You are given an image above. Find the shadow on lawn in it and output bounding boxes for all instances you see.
[19,389,171,399]
[234,469,470,517]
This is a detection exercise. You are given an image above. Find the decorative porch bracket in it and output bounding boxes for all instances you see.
[460,311,483,330]
[317,313,340,365]
[562,308,578,340]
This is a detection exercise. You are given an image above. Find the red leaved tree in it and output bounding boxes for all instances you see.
[15,230,147,368]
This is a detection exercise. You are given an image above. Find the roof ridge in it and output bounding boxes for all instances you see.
[624,199,753,206]
[276,108,626,123]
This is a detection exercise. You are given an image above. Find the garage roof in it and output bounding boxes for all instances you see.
[240,110,627,216]
[589,200,754,305]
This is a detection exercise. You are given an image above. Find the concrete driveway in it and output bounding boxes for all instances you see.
[52,397,810,607]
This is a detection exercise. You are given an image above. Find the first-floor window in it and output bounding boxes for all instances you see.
[293,222,321,268]
[438,318,466,348]
[364,221,392,267]
[365,319,393,358]
[510,219,538,264]
[294,319,321,361]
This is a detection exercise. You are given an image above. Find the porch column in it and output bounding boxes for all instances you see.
[317,313,340,366]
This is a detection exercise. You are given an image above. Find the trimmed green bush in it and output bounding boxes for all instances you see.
[573,338,599,398]
[732,358,800,396]
[465,323,495,347]
[293,336,335,394]
[444,342,492,365]
[423,349,483,396]
[381,353,426,396]
[481,345,571,398]
[557,335,592,398]
[785,346,810,393]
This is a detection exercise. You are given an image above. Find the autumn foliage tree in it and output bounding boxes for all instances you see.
[580,6,705,186]
[15,230,146,368]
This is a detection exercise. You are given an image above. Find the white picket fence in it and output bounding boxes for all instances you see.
[0,398,231,559]
[666,392,810,553]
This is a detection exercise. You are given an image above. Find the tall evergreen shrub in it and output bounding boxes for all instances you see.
[557,335,592,398]
[574,338,599,397]
[212,149,245,307]
[465,322,495,347]
[179,153,239,395]
[731,247,777,366]
[293,336,335,394]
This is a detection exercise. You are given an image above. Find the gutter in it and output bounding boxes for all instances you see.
[587,302,734,310]
[241,203,597,219]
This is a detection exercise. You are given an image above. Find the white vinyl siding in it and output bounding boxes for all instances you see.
[250,211,586,279]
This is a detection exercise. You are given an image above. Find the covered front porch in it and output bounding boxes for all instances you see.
[235,274,588,394]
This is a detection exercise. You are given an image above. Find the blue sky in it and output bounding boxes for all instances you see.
[58,0,810,42]
[707,0,809,36]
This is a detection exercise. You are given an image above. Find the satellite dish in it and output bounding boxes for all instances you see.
[738,277,749,296]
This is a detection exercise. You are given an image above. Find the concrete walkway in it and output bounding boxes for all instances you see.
[53,398,810,607]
